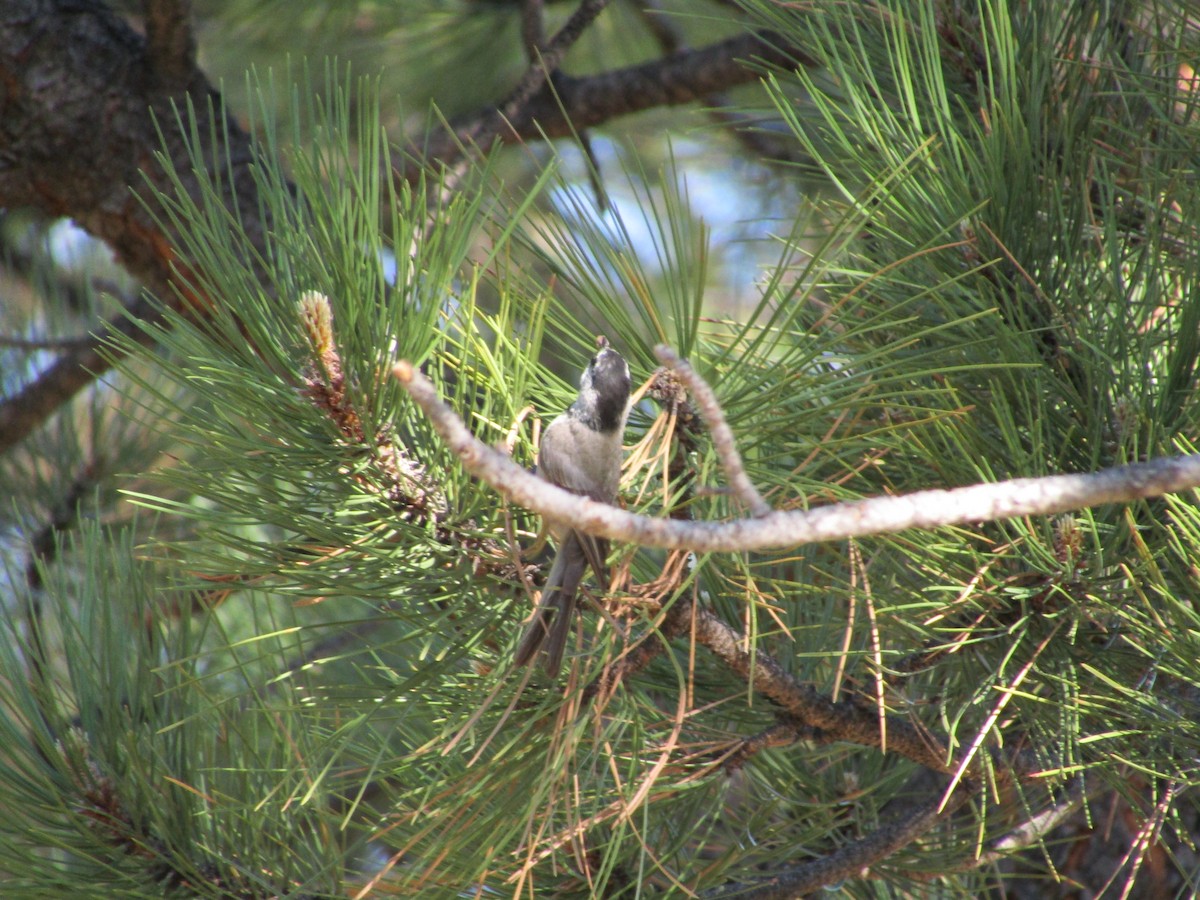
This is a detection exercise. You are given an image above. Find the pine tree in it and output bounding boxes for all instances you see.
[3,1,1200,897]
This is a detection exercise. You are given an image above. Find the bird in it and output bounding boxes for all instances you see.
[512,336,632,676]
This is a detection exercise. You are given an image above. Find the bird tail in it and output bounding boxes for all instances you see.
[512,532,587,677]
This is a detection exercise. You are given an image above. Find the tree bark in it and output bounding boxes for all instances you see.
[0,0,262,452]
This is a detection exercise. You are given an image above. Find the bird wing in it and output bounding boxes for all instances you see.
[537,419,612,579]
[538,433,608,500]
[574,531,609,585]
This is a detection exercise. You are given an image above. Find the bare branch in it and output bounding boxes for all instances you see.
[721,720,812,773]
[407,30,811,182]
[443,0,613,186]
[520,0,546,59]
[391,359,1200,553]
[500,0,611,122]
[505,30,810,135]
[975,781,1088,867]
[656,345,771,517]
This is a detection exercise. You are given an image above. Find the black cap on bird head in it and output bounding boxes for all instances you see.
[574,335,631,433]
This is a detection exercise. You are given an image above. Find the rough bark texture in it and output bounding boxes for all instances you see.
[0,0,261,290]
[0,0,263,451]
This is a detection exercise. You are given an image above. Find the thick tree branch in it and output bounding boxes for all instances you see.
[407,30,812,181]
[636,2,808,164]
[690,603,956,775]
[428,0,613,197]
[486,0,612,141]
[143,0,195,89]
[392,357,1200,553]
[508,29,811,135]
[0,0,264,454]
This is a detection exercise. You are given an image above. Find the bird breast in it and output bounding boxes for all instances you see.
[538,414,622,503]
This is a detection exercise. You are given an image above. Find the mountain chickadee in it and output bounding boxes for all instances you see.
[512,337,631,676]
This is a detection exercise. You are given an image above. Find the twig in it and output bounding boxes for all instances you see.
[967,779,1089,870]
[506,0,611,116]
[655,345,771,517]
[300,292,446,520]
[721,720,813,773]
[391,359,1200,553]
[520,0,546,58]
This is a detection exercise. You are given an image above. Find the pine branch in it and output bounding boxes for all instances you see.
[657,346,771,517]
[393,356,1200,553]
[392,343,1087,894]
[0,0,265,454]
[701,788,972,899]
[689,602,956,776]
[404,30,814,183]
[390,334,1200,889]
